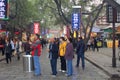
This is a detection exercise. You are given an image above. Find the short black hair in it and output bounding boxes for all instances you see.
[68,38,72,43]
[79,37,82,39]
[35,34,40,38]
[60,37,65,41]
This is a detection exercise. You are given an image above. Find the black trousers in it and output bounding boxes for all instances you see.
[5,53,11,64]
[93,46,99,52]
[0,48,4,55]
[60,56,66,71]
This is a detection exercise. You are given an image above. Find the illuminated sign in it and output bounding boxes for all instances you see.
[0,0,9,20]
[34,23,40,34]
[72,13,80,30]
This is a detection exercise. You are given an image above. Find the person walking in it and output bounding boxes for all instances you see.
[93,37,99,52]
[48,38,59,77]
[24,39,31,55]
[16,39,20,60]
[65,38,74,77]
[87,39,91,51]
[0,37,5,56]
[10,39,15,56]
[31,34,42,76]
[76,37,85,70]
[59,37,67,72]
[4,38,12,64]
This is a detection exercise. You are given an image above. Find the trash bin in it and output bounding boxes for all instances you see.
[23,55,34,72]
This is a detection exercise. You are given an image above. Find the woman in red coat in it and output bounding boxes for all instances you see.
[31,34,42,76]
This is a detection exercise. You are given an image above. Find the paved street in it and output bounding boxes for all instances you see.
[0,48,109,80]
[85,48,120,79]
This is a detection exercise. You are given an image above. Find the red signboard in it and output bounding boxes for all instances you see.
[34,22,40,34]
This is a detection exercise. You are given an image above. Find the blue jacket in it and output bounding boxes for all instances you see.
[49,42,59,59]
[76,39,85,54]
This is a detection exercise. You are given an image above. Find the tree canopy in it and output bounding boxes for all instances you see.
[8,0,107,43]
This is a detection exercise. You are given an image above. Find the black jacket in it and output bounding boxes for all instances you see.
[4,43,12,54]
[76,39,85,54]
[49,42,59,59]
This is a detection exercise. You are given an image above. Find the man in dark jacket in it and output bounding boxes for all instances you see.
[76,37,85,70]
[93,37,99,52]
[4,39,12,64]
[24,39,31,55]
[49,38,59,77]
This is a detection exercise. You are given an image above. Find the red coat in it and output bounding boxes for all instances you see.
[31,40,41,56]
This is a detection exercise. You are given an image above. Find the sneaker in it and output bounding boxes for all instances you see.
[52,75,56,77]
[59,69,62,72]
[62,70,66,73]
[65,74,72,77]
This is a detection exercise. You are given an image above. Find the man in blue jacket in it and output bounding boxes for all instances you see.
[48,38,59,77]
[76,37,85,70]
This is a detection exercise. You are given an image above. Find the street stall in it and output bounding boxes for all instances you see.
[106,40,118,48]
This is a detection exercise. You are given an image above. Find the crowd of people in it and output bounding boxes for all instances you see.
[28,34,85,77]
[87,37,100,52]
[0,36,22,64]
[0,34,86,77]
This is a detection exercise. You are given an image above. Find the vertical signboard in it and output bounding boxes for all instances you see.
[106,5,120,23]
[0,0,9,20]
[72,13,80,31]
[34,22,40,34]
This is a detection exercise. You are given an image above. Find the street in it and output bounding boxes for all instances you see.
[0,48,109,80]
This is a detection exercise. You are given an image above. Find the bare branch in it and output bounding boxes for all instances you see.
[54,0,71,24]
[72,0,77,5]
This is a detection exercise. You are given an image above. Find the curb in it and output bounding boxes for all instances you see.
[85,57,120,78]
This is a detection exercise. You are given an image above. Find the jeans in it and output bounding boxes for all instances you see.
[60,56,66,71]
[66,60,73,76]
[50,59,57,75]
[76,53,85,69]
[33,56,41,75]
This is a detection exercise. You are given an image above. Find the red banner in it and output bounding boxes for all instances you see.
[34,22,40,34]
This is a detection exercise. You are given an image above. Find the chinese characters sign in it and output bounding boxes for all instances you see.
[106,5,120,23]
[34,23,40,34]
[72,13,80,30]
[0,0,9,20]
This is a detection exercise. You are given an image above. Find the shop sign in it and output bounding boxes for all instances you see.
[72,13,80,30]
[0,0,9,20]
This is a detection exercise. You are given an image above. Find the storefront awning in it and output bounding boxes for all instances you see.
[103,28,113,33]
[92,27,101,32]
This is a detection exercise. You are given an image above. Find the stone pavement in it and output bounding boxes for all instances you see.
[0,48,109,80]
[85,48,120,79]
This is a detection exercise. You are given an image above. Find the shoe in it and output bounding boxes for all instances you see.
[62,70,66,73]
[59,69,62,72]
[75,65,79,67]
[34,74,42,76]
[52,75,56,77]
[65,74,72,77]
